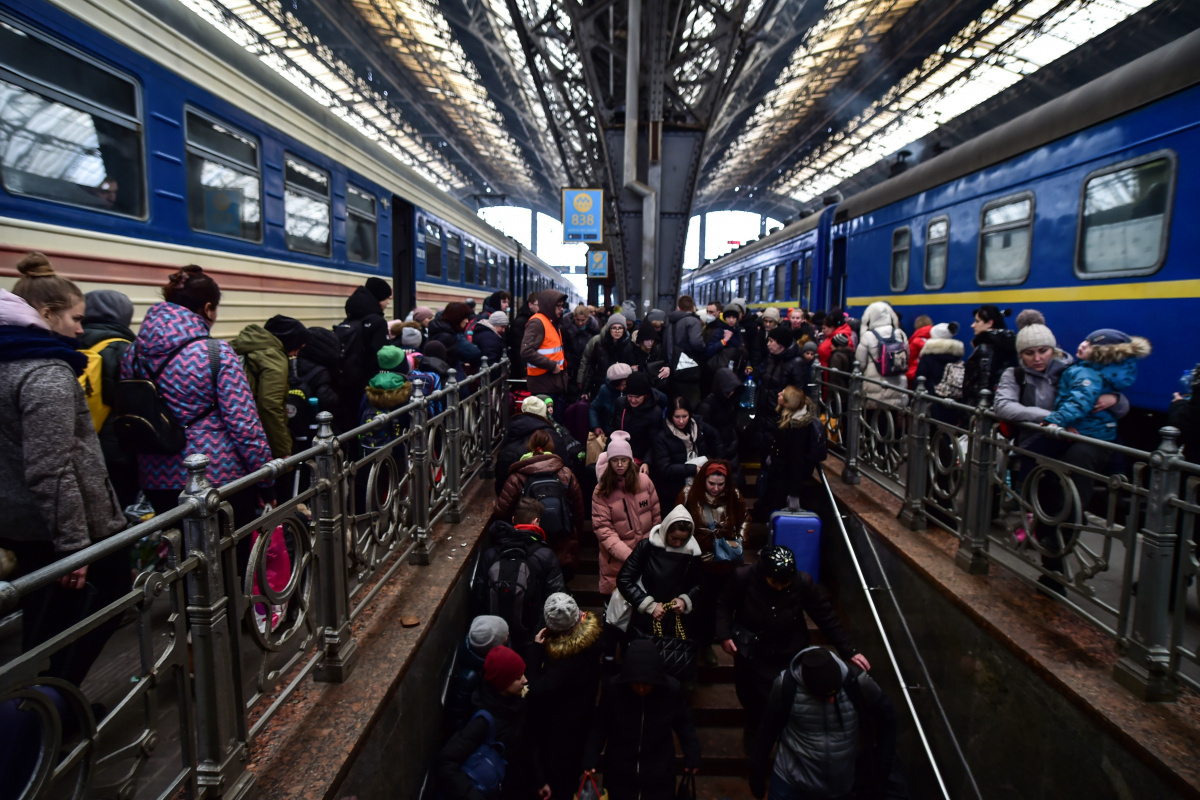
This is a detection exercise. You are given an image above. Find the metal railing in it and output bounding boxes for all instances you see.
[0,357,510,800]
[813,363,1199,702]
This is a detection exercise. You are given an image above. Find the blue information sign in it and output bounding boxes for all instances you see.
[562,189,603,242]
[587,250,608,278]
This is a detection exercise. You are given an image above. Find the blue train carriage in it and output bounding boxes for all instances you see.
[0,0,559,338]
[832,29,1200,414]
[685,205,836,313]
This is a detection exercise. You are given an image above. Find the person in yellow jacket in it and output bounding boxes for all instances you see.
[520,289,568,403]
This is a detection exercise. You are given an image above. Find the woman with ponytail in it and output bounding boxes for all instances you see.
[0,253,128,684]
[121,265,273,531]
[962,304,1017,407]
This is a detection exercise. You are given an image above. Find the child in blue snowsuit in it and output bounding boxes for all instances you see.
[1044,328,1151,441]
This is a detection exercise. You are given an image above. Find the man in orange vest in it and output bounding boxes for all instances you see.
[520,289,568,414]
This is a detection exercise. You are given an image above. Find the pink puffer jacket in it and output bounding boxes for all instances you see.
[591,474,661,594]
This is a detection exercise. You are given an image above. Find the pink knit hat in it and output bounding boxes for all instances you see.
[606,430,633,461]
[413,306,434,324]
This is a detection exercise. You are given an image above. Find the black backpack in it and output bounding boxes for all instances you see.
[285,359,321,447]
[334,319,370,395]
[486,545,538,637]
[522,472,572,539]
[113,337,219,455]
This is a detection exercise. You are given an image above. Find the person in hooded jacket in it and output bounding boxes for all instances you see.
[756,326,808,429]
[582,640,700,800]
[507,292,537,379]
[615,505,704,643]
[492,430,585,541]
[521,289,569,401]
[962,304,1017,408]
[293,326,341,415]
[1045,328,1150,441]
[855,300,909,409]
[526,594,605,800]
[444,615,509,732]
[429,301,472,369]
[0,255,128,686]
[608,371,667,463]
[335,278,392,428]
[592,433,662,598]
[756,387,827,520]
[121,266,273,521]
[905,315,933,388]
[579,312,638,398]
[668,295,706,408]
[697,367,743,467]
[474,311,508,366]
[79,289,138,507]
[494,396,568,492]
[482,290,511,316]
[716,547,867,750]
[913,322,964,425]
[233,315,307,460]
[590,363,631,437]
[563,304,598,390]
[649,397,718,507]
[750,647,896,800]
[436,645,548,800]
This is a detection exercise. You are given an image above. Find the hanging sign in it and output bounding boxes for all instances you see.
[587,250,609,279]
[562,189,603,242]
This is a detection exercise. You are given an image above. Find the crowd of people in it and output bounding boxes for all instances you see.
[1,247,1186,800]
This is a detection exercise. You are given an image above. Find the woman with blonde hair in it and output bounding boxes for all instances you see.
[0,253,127,684]
[755,385,828,518]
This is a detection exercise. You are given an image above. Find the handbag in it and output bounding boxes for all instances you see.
[586,431,607,465]
[934,361,965,399]
[674,772,697,800]
[730,623,758,661]
[575,773,608,800]
[651,604,699,679]
[702,506,743,563]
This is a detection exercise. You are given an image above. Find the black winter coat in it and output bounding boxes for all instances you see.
[473,324,505,367]
[444,636,488,733]
[609,392,666,462]
[697,368,742,462]
[962,328,1017,407]
[714,560,855,665]
[435,683,542,800]
[765,401,825,489]
[586,334,638,396]
[494,413,567,492]
[756,343,809,424]
[562,318,595,384]
[582,641,701,800]
[507,303,534,378]
[294,326,341,411]
[341,286,389,356]
[475,521,566,642]
[428,317,463,368]
[649,418,719,507]
[617,536,704,638]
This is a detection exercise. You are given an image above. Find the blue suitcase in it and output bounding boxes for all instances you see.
[769,498,821,581]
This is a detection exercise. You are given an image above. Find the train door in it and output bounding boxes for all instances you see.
[391,197,415,315]
[829,236,847,309]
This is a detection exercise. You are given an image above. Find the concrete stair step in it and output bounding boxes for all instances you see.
[676,726,749,776]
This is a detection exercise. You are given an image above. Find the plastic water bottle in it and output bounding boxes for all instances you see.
[308,397,320,442]
[740,373,756,410]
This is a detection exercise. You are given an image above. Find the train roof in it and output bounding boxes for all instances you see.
[689,208,824,279]
[834,27,1200,224]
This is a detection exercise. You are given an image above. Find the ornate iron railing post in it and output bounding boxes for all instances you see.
[956,390,994,575]
[409,380,434,565]
[1114,426,1182,701]
[481,357,495,480]
[843,362,863,485]
[445,376,463,523]
[311,412,357,682]
[900,376,930,530]
[179,454,254,800]
[500,358,511,432]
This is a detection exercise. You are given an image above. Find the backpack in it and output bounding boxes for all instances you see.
[933,361,965,399]
[707,345,748,378]
[333,320,371,395]
[464,315,481,343]
[461,709,507,798]
[872,330,907,377]
[285,359,321,446]
[78,337,129,431]
[522,472,572,540]
[486,545,539,636]
[113,338,220,455]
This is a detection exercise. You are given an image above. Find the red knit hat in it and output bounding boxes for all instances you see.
[483,645,526,691]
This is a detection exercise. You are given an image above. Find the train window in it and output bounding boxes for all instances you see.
[447,233,461,281]
[465,242,477,284]
[804,255,813,308]
[490,252,499,287]
[759,268,768,301]
[185,111,260,240]
[1077,153,1174,278]
[746,271,757,303]
[978,194,1033,285]
[425,220,443,277]
[774,264,787,300]
[346,184,377,265]
[0,19,145,217]
[924,217,949,290]
[890,228,910,292]
[284,155,330,256]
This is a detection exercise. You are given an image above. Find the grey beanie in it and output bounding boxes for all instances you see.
[400,327,423,349]
[605,313,628,333]
[83,289,134,328]
[468,615,509,654]
[488,311,509,327]
[543,593,581,634]
[1015,323,1056,353]
[647,309,667,324]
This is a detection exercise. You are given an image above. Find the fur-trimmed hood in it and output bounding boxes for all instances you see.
[365,381,413,409]
[780,396,819,430]
[543,610,603,660]
[918,337,964,358]
[1088,336,1151,365]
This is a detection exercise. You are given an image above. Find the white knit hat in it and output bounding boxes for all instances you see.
[543,593,581,633]
[488,311,509,327]
[1015,323,1056,353]
[930,322,957,339]
[521,395,548,419]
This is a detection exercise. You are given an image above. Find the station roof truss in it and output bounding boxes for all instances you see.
[185,0,1179,224]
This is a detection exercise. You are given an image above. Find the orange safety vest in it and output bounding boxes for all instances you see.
[526,312,565,377]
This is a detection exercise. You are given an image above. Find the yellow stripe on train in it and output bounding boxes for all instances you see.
[847,279,1200,307]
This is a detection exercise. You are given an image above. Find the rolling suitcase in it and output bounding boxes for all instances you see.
[769,496,821,581]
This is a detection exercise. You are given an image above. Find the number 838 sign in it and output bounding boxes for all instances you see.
[562,189,603,242]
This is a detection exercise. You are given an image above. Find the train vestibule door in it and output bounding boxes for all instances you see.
[391,196,415,315]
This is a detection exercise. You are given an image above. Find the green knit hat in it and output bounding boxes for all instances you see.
[369,371,406,391]
[377,345,404,371]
